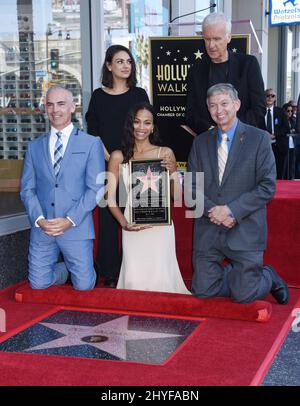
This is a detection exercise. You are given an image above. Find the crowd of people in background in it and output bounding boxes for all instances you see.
[264,89,299,180]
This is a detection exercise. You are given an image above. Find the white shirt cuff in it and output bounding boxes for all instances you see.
[67,216,76,227]
[35,215,45,227]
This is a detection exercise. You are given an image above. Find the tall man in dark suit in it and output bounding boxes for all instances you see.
[295,93,300,178]
[188,83,289,304]
[21,86,105,290]
[262,88,290,179]
[186,12,266,134]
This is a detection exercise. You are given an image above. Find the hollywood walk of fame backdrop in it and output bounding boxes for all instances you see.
[0,309,201,364]
[149,35,250,165]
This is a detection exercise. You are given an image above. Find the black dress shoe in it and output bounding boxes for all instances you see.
[265,265,289,304]
[104,279,117,288]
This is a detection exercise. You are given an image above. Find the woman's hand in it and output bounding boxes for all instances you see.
[161,153,177,174]
[122,222,153,232]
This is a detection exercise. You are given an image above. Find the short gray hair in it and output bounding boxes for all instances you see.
[46,85,74,102]
[207,83,239,104]
[202,12,232,34]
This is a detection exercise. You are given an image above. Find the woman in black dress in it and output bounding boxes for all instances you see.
[86,44,149,287]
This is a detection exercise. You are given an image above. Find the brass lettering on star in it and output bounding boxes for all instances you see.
[81,335,108,343]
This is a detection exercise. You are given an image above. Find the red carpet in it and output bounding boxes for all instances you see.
[15,283,272,323]
[264,181,300,288]
[0,283,299,386]
[171,180,300,287]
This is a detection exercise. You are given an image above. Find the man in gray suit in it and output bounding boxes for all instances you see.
[188,83,289,304]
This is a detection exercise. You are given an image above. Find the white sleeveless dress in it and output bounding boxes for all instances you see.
[117,148,190,294]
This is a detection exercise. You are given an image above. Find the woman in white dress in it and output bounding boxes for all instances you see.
[107,103,190,294]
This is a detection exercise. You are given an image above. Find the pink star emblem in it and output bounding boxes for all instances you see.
[137,166,161,194]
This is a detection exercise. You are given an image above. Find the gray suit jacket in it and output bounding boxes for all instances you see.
[188,120,276,252]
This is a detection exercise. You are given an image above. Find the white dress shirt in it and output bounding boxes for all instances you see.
[35,123,75,227]
[49,123,74,164]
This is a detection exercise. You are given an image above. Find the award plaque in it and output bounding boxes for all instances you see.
[128,158,171,225]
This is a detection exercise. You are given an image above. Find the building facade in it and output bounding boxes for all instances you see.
[0,0,299,192]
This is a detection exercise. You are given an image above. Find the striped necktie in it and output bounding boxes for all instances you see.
[218,133,228,184]
[53,131,63,176]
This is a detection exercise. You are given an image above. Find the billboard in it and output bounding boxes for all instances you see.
[149,35,250,164]
[270,0,300,26]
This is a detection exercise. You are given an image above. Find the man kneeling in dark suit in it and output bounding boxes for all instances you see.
[188,83,289,304]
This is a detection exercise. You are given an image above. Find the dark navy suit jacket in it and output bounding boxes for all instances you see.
[186,51,266,134]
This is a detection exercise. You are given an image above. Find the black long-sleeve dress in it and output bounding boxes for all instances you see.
[86,86,149,283]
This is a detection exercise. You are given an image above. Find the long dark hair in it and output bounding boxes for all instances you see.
[101,44,137,88]
[122,103,162,163]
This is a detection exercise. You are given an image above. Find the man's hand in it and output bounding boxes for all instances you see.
[37,218,72,236]
[208,205,236,229]
[268,132,275,140]
[222,216,236,229]
[208,205,231,225]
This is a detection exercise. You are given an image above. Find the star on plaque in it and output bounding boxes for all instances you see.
[25,316,181,360]
[232,48,237,53]
[194,50,204,60]
[166,51,171,56]
[137,166,161,194]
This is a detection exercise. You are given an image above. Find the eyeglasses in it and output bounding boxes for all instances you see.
[266,94,276,98]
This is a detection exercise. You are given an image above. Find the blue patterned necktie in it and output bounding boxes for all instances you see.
[53,131,63,176]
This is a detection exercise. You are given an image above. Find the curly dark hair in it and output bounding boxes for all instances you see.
[101,45,137,88]
[122,103,162,163]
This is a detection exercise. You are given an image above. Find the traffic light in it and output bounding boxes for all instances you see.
[50,48,59,71]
